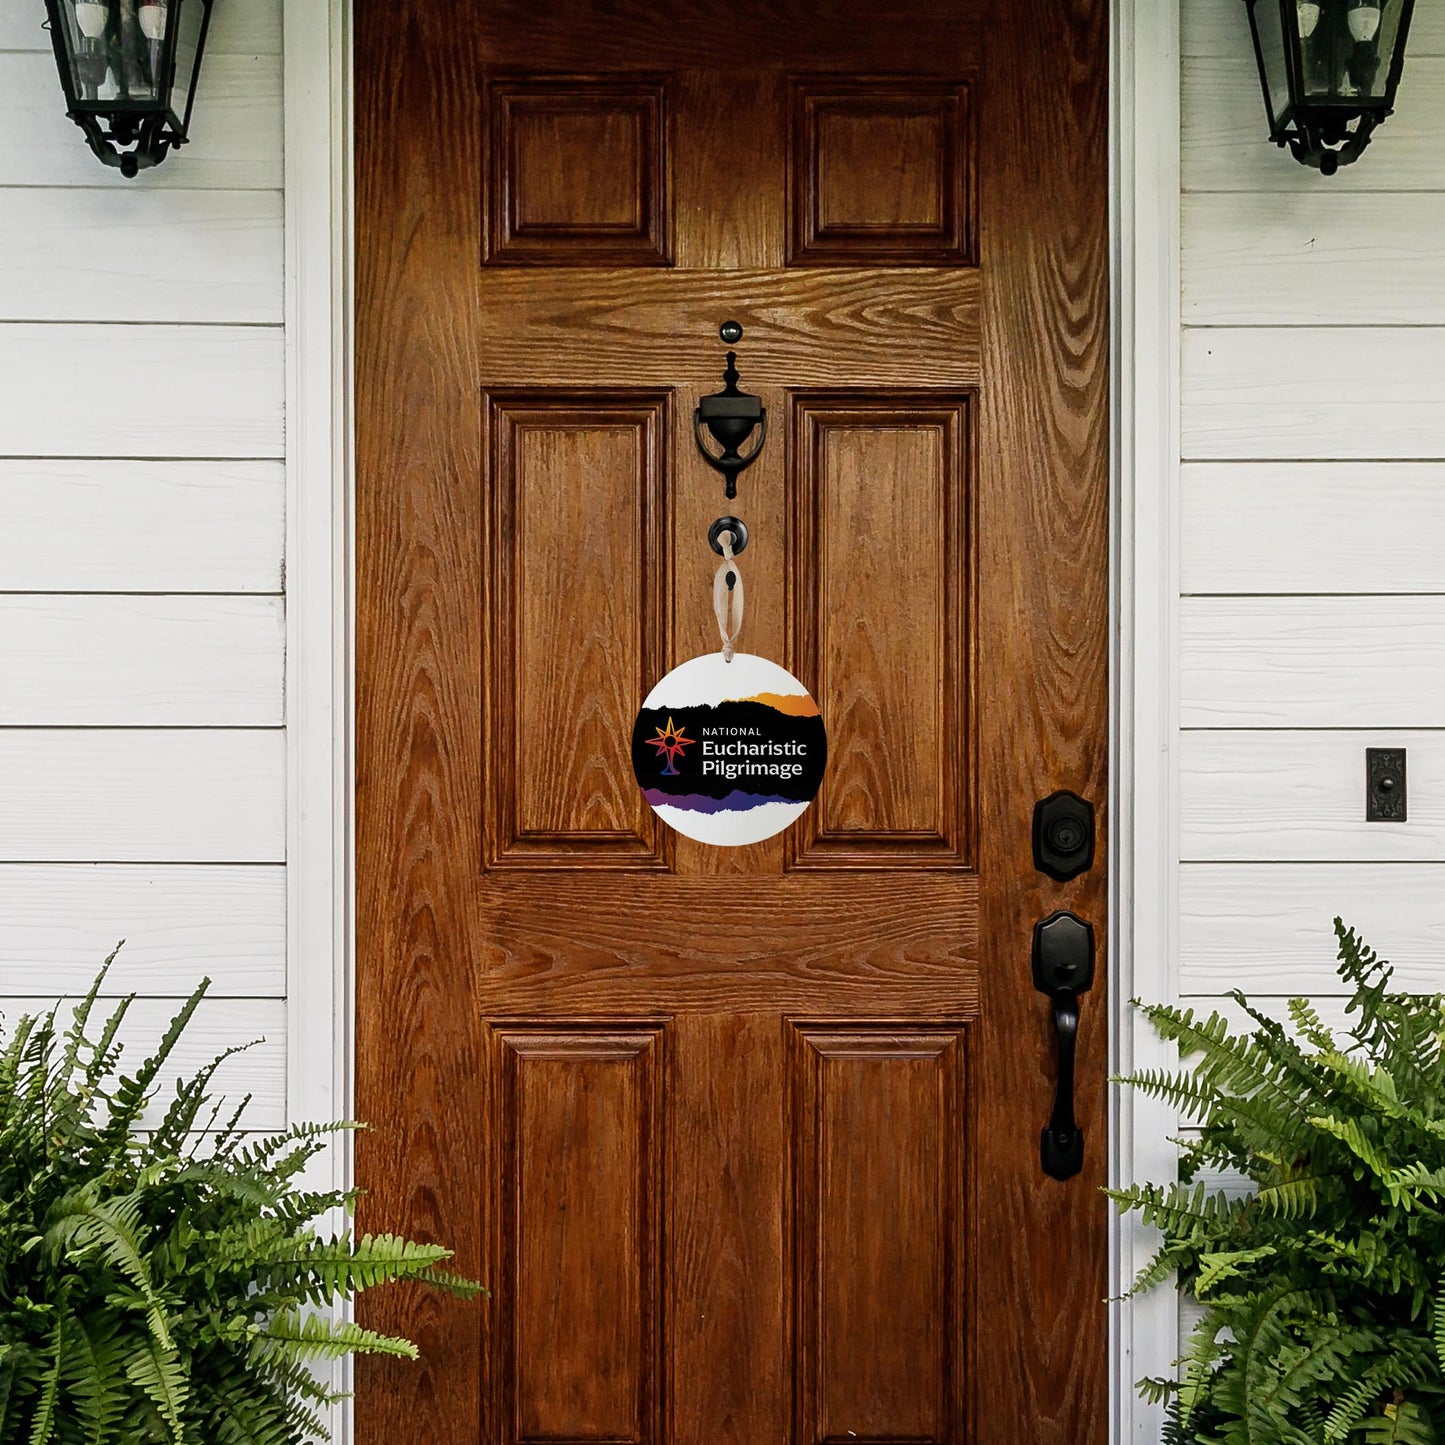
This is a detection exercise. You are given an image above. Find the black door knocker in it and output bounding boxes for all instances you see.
[694,320,767,500]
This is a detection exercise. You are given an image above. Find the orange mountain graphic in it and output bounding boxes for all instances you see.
[728,691,819,717]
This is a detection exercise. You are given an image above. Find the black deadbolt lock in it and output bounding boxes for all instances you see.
[1032,790,1095,882]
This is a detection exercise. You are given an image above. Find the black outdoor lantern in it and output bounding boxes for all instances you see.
[44,0,215,177]
[1244,0,1414,173]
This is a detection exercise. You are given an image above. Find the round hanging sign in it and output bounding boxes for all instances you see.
[631,652,827,846]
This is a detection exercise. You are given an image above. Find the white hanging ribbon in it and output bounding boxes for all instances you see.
[712,527,745,663]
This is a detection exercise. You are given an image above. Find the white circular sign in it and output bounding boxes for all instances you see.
[631,652,827,847]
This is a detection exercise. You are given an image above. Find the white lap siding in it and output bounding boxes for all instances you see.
[0,2,287,1130]
[1179,0,1445,1003]
[1173,0,1445,1363]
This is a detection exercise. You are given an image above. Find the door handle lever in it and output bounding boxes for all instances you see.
[1032,911,1095,1181]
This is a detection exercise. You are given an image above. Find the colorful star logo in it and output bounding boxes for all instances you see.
[647,716,693,776]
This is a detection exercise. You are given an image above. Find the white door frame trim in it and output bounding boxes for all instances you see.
[283,3,1183,1439]
[1109,1,1183,1440]
[282,0,355,1436]
[283,0,353,1182]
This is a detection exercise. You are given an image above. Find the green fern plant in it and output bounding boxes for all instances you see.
[0,952,482,1445]
[1112,921,1445,1445]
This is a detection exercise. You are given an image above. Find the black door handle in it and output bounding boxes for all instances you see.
[1032,911,1095,1181]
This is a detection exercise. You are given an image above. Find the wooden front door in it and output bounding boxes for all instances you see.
[355,3,1109,1443]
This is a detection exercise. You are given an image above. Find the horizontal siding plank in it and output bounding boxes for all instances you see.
[0,864,285,997]
[1183,58,1445,193]
[1182,597,1445,728]
[0,996,285,1131]
[1182,328,1445,460]
[0,596,284,726]
[1181,730,1445,862]
[1180,863,1445,995]
[1181,462,1445,594]
[0,53,281,190]
[0,1,282,53]
[0,460,284,592]
[0,730,284,863]
[0,324,283,459]
[0,190,282,323]
[1183,193,1445,326]
[1183,0,1445,57]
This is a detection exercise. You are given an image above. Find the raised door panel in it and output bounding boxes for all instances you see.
[789,80,974,266]
[486,77,671,266]
[790,1024,969,1445]
[789,394,972,868]
[485,392,670,869]
[488,1024,667,1445]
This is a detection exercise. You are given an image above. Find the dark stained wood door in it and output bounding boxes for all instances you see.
[354,4,1109,1443]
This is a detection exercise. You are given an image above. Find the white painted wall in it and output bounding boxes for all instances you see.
[0,1,288,1128]
[1178,0,1445,1006]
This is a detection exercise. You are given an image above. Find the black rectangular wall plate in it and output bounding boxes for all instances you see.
[1366,747,1407,822]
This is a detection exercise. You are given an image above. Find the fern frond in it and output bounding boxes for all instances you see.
[253,1307,419,1363]
[1353,1399,1440,1445]
[263,1232,468,1303]
[419,1264,489,1298]
[1325,1356,1402,1441]
[83,990,134,1099]
[24,1311,63,1445]
[1193,1246,1278,1298]
[99,981,211,1149]
[44,1190,172,1350]
[1255,1175,1325,1221]
[1125,1245,1191,1298]
[1116,1066,1220,1119]
[1289,997,1338,1052]
[1308,1113,1394,1183]
[1105,1181,1239,1238]
[60,1310,128,1444]
[122,1337,188,1442]
[48,946,123,1135]
[207,1364,309,1445]
[148,1038,258,1156]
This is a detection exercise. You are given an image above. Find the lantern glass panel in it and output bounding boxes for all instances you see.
[56,0,207,122]
[171,0,207,129]
[1252,0,1292,128]
[61,0,161,108]
[58,2,114,106]
[1298,0,1403,103]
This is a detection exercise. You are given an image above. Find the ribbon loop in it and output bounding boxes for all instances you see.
[712,528,745,662]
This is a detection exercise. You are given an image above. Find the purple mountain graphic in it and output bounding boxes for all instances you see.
[644,788,798,815]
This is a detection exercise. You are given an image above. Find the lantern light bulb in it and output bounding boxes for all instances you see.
[73,0,109,39]
[138,1,166,42]
[1296,1,1321,36]
[1349,3,1382,41]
